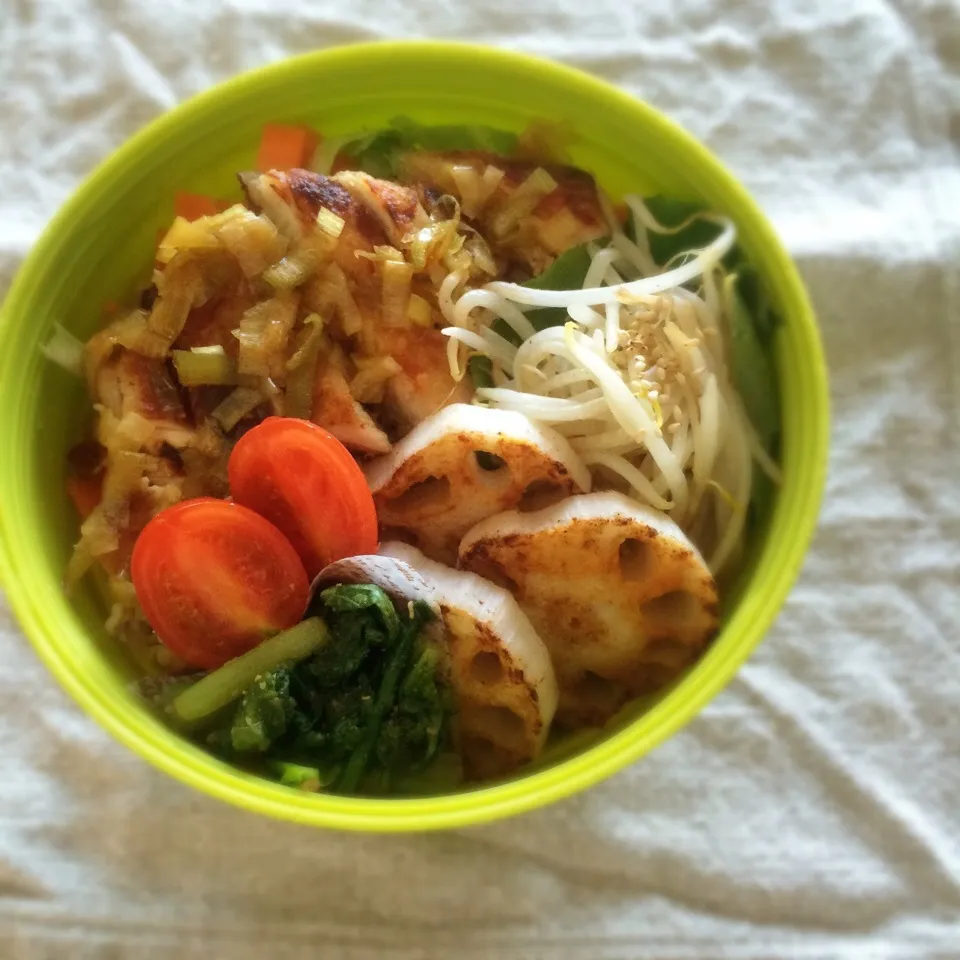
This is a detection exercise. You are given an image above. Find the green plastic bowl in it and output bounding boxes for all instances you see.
[0,41,828,831]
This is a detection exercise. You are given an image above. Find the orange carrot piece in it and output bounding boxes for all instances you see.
[256,123,318,172]
[66,475,103,521]
[174,192,219,221]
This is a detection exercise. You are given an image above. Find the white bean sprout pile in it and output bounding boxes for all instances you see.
[438,195,781,576]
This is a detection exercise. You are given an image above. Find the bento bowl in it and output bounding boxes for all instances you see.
[0,41,828,831]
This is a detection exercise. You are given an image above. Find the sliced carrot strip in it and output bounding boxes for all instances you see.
[174,192,219,221]
[256,123,319,172]
[66,475,103,521]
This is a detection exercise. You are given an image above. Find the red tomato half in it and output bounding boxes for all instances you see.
[131,498,309,670]
[228,417,378,579]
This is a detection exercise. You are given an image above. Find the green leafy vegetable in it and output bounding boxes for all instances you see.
[468,355,494,388]
[747,467,776,536]
[267,760,339,791]
[341,117,518,179]
[523,241,597,331]
[376,644,446,774]
[172,617,328,723]
[726,273,780,451]
[393,750,464,795]
[634,196,725,267]
[187,582,450,795]
[338,600,436,792]
[223,667,297,754]
[319,582,401,630]
[307,583,402,687]
[734,262,777,347]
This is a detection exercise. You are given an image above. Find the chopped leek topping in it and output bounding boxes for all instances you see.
[316,207,345,239]
[210,386,264,431]
[356,245,405,263]
[489,167,558,238]
[171,349,239,387]
[349,355,402,404]
[406,293,433,327]
[285,314,325,419]
[263,254,313,290]
[381,259,413,327]
[41,322,84,376]
[156,216,220,265]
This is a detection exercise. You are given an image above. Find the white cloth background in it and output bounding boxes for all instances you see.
[2,1,959,957]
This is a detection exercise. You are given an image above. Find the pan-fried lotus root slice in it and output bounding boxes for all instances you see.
[375,542,559,780]
[458,491,719,728]
[365,404,591,565]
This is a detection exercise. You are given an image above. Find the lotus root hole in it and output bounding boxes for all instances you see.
[470,650,504,684]
[640,590,700,624]
[577,671,620,707]
[467,556,518,593]
[461,735,503,779]
[618,537,654,581]
[643,638,691,668]
[517,480,566,512]
[474,450,507,471]
[469,704,526,747]
[388,475,451,512]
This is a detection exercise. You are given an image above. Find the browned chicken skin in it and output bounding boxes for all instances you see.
[397,151,608,276]
[241,168,474,448]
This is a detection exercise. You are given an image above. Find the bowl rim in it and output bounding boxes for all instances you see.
[0,39,829,831]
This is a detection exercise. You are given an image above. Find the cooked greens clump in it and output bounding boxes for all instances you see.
[184,584,450,794]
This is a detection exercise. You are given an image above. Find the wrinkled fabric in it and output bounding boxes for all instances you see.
[1,1,959,957]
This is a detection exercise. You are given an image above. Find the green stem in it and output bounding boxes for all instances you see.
[172,618,328,723]
[337,628,414,792]
[267,760,339,791]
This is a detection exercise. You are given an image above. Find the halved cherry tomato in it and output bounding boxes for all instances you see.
[228,417,378,579]
[131,498,309,670]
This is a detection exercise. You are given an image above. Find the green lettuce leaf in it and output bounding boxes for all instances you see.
[523,241,597,331]
[727,272,780,451]
[341,117,518,179]
[635,196,725,266]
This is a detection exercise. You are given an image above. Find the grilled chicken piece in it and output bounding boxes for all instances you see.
[239,168,428,274]
[333,170,429,248]
[95,349,193,451]
[69,350,190,587]
[242,168,467,433]
[311,360,391,455]
[366,404,590,564]
[458,491,719,728]
[375,327,474,433]
[318,546,558,780]
[398,151,608,275]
